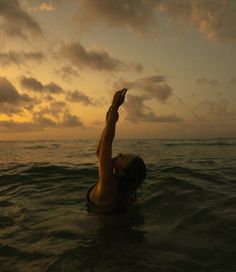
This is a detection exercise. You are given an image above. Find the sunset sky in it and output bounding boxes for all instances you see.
[0,0,235,140]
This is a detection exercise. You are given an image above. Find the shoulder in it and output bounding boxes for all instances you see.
[88,178,121,206]
[87,182,127,214]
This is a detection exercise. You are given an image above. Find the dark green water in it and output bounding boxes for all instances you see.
[0,139,235,272]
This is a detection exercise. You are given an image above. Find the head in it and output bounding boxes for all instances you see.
[112,153,146,199]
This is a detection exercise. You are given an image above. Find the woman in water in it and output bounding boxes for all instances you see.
[87,89,146,214]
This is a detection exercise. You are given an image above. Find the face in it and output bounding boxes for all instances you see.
[112,153,136,172]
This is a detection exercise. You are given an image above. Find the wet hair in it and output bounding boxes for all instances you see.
[120,156,146,201]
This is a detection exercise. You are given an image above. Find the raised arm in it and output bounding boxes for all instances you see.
[96,89,127,158]
[96,128,105,158]
[96,108,115,158]
[97,89,127,184]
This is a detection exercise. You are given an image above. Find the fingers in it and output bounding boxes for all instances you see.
[116,88,127,96]
[121,88,127,96]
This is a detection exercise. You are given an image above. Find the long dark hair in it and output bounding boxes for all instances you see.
[120,156,146,202]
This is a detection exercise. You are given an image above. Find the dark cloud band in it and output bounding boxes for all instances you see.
[20,76,63,94]
[60,42,125,71]
[0,0,42,39]
[0,51,45,66]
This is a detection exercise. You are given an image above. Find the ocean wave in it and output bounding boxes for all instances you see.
[164,141,235,147]
[0,244,46,260]
[0,140,235,272]
[0,163,98,180]
[22,143,61,150]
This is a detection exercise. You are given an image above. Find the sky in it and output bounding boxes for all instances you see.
[0,0,235,140]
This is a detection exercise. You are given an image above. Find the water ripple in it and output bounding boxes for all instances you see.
[0,139,235,272]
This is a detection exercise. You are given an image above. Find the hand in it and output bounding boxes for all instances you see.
[111,88,127,108]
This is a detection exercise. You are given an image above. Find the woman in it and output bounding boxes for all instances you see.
[87,89,146,214]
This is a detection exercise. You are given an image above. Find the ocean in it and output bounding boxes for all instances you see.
[0,139,235,272]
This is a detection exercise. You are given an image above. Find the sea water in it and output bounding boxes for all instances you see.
[0,139,235,272]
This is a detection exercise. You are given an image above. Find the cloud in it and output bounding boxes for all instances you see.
[124,94,183,123]
[44,82,63,94]
[55,66,80,81]
[0,77,23,103]
[75,0,157,35]
[196,77,220,86]
[195,1,236,43]
[203,99,235,119]
[36,101,68,118]
[20,76,43,92]
[31,2,55,12]
[0,99,84,132]
[0,0,42,39]
[33,115,57,128]
[1,23,28,40]
[0,120,37,132]
[0,76,83,131]
[193,98,236,122]
[129,62,144,73]
[74,0,236,43]
[92,120,103,126]
[20,76,63,94]
[61,112,83,127]
[66,90,96,106]
[33,99,83,124]
[157,0,236,43]
[114,75,173,102]
[32,100,84,128]
[0,112,83,132]
[0,76,37,115]
[229,77,236,84]
[0,51,45,66]
[60,42,125,72]
[39,2,55,11]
